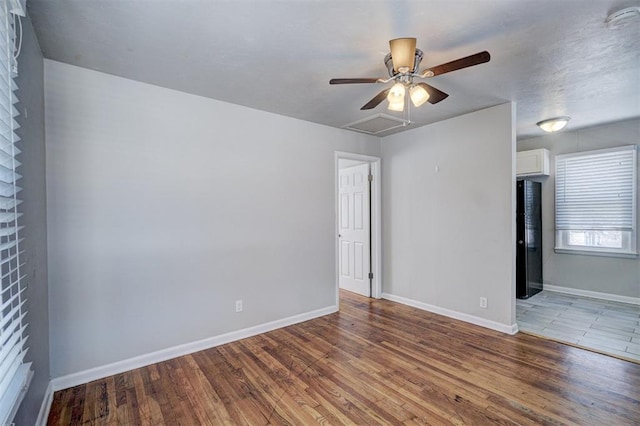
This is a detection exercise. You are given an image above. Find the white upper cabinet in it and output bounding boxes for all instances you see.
[517,149,550,177]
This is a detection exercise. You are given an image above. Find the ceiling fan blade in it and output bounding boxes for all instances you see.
[361,89,391,110]
[330,78,383,84]
[421,51,490,77]
[416,83,449,104]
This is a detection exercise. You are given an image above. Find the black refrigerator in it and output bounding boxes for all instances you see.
[516,180,543,299]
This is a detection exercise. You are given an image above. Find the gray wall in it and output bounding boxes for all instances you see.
[14,13,49,426]
[44,60,380,377]
[381,103,516,328]
[517,118,640,299]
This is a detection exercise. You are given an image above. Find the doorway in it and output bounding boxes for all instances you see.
[335,152,381,305]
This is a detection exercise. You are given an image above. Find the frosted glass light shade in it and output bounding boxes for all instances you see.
[388,100,404,112]
[387,82,405,103]
[537,116,570,132]
[409,85,430,107]
[389,38,417,73]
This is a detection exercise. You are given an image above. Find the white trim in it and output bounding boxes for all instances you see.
[334,152,382,303]
[382,293,519,335]
[35,380,54,426]
[544,284,640,306]
[554,247,638,259]
[51,305,337,392]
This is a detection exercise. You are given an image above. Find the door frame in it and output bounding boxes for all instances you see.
[335,151,382,305]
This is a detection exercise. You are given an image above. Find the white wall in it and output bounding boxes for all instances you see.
[381,103,516,330]
[518,118,640,299]
[45,60,380,378]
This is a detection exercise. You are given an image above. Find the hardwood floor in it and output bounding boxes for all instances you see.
[48,290,640,425]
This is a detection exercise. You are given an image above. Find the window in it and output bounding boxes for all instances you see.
[555,145,637,257]
[0,0,31,423]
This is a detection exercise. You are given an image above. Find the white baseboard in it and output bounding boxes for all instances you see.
[36,380,54,426]
[51,305,337,392]
[381,293,518,335]
[544,284,640,305]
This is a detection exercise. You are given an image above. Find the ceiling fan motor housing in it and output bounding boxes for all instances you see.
[384,49,424,78]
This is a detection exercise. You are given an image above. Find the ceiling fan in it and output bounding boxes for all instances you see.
[330,38,490,112]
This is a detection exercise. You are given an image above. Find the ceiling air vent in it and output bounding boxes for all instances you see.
[343,114,409,135]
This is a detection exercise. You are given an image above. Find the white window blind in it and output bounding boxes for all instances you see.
[0,0,31,423]
[555,145,637,257]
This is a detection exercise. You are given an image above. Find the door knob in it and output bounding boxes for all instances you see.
[518,240,523,244]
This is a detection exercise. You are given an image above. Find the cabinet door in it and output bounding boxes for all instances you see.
[516,149,549,177]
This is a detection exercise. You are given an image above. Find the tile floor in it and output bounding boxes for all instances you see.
[516,291,640,363]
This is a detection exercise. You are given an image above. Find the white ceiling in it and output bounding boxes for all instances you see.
[27,0,640,139]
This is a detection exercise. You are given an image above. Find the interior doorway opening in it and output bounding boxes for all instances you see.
[335,152,382,306]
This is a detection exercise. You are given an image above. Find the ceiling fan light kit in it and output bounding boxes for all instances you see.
[386,82,406,111]
[537,116,570,132]
[388,100,404,112]
[409,84,430,107]
[387,82,405,102]
[330,38,490,113]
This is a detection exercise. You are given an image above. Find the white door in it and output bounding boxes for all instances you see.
[338,163,371,297]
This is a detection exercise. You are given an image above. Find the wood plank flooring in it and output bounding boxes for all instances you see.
[49,290,640,425]
[517,290,640,363]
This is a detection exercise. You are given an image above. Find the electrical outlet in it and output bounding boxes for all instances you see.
[235,300,243,312]
[479,297,488,309]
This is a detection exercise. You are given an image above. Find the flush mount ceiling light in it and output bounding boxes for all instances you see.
[605,6,640,25]
[537,116,571,132]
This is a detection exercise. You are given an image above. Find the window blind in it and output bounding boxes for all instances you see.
[0,0,31,423]
[556,146,636,231]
